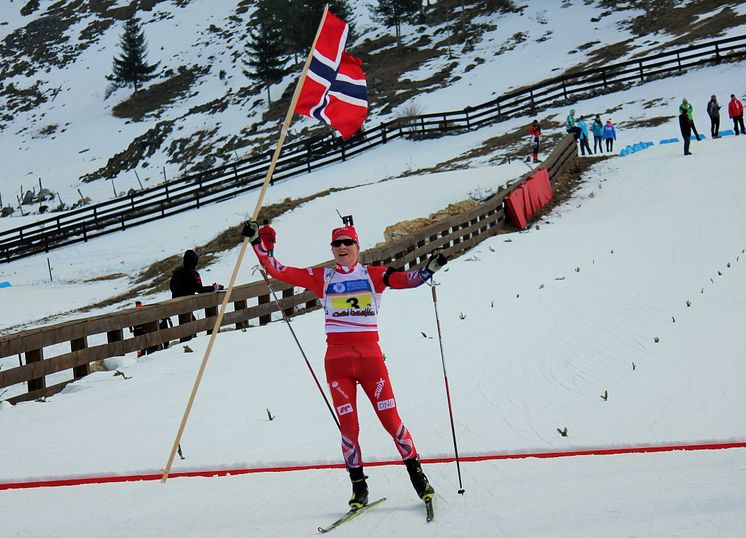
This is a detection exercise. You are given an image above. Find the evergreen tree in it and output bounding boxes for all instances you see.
[245,0,286,105]
[370,0,421,48]
[276,0,354,62]
[107,18,158,93]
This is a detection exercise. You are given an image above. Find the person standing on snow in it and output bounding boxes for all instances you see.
[707,95,721,139]
[242,220,445,510]
[728,94,745,135]
[603,119,617,152]
[576,115,593,156]
[591,115,604,154]
[527,119,541,163]
[679,110,693,156]
[679,98,701,141]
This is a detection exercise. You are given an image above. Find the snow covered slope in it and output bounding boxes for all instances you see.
[1,130,745,537]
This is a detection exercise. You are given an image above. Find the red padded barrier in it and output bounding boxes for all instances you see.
[505,168,553,230]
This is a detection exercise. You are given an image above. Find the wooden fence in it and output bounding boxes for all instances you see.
[1,34,744,263]
[0,135,577,404]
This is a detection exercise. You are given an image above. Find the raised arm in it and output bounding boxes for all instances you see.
[242,221,325,297]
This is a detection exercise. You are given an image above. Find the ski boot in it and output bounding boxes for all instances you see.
[404,456,435,500]
[347,466,369,510]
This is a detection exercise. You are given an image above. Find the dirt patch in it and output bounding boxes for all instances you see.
[86,272,128,282]
[625,115,674,129]
[132,186,354,293]
[112,65,209,122]
[81,120,174,182]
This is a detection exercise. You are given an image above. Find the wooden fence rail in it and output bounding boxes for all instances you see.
[0,135,577,404]
[2,34,744,263]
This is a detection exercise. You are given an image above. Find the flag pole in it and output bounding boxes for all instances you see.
[161,6,331,483]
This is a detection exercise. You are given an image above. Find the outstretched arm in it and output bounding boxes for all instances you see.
[369,249,448,291]
[243,221,325,297]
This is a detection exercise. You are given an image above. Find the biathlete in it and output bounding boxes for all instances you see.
[242,220,447,509]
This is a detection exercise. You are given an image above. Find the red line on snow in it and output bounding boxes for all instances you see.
[2,441,744,491]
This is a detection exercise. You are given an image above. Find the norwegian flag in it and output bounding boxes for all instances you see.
[294,11,368,139]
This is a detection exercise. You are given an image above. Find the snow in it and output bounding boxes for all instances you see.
[2,129,746,536]
[2,2,746,536]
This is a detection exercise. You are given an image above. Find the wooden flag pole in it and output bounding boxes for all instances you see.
[161,6,330,483]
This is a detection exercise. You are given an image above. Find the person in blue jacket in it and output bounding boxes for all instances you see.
[576,115,592,156]
[603,120,617,152]
[591,115,604,153]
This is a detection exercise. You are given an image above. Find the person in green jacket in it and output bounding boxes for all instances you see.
[565,109,581,140]
[679,98,701,141]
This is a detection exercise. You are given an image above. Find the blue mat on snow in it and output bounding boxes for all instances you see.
[0,282,11,289]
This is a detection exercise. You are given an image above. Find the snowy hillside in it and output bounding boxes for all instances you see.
[2,128,746,537]
[2,2,746,536]
[2,0,746,222]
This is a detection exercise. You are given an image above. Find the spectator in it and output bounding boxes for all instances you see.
[526,119,541,163]
[169,249,223,341]
[707,95,721,139]
[130,300,159,357]
[591,115,604,154]
[576,115,592,156]
[565,109,581,140]
[603,119,617,152]
[130,300,147,358]
[728,94,745,135]
[679,98,701,141]
[679,110,693,155]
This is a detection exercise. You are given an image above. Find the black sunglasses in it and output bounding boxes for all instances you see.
[330,239,357,247]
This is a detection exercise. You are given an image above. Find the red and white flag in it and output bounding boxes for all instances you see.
[294,11,368,139]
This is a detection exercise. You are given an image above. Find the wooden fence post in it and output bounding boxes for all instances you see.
[259,293,271,325]
[234,299,248,329]
[204,306,217,336]
[177,313,194,342]
[71,337,90,379]
[282,286,294,317]
[25,348,45,393]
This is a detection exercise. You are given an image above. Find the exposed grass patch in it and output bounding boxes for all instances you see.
[624,115,674,129]
[112,65,209,122]
[132,186,354,293]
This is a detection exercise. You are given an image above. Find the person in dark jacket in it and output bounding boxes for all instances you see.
[707,95,721,139]
[170,249,222,341]
[679,98,700,141]
[679,111,692,156]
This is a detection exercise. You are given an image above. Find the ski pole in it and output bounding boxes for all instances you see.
[429,281,465,494]
[254,265,340,430]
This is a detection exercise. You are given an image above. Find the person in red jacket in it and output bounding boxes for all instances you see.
[527,119,541,163]
[728,94,745,135]
[242,220,446,510]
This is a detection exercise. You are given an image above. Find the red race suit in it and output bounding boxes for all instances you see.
[253,240,430,468]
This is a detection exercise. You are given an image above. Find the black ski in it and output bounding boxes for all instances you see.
[317,497,387,533]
